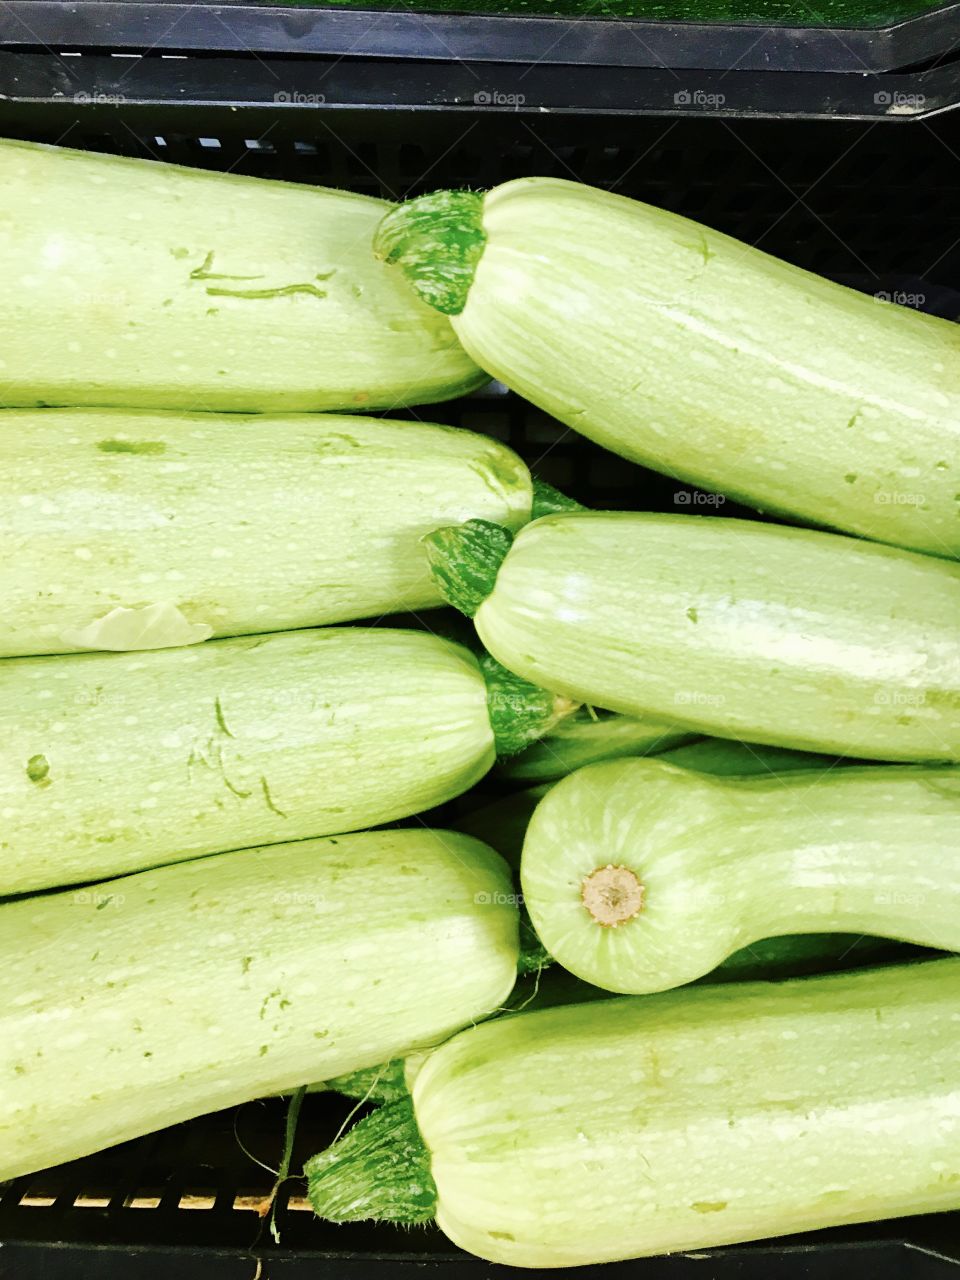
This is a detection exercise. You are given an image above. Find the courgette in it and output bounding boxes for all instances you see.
[377,180,960,558]
[307,958,960,1265]
[0,410,531,657]
[426,511,960,761]
[0,828,518,1181]
[0,140,483,412]
[499,708,693,783]
[459,739,850,869]
[0,628,571,895]
[522,756,960,993]
[458,752,907,988]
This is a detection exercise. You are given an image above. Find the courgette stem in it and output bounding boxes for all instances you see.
[374,190,485,316]
[305,1098,435,1225]
[424,518,511,618]
[581,864,645,927]
[529,478,585,519]
[481,651,578,757]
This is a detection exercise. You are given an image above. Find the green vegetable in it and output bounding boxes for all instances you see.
[457,757,910,991]
[425,512,960,761]
[522,757,960,993]
[323,1059,410,1105]
[501,712,849,786]
[0,628,571,895]
[0,139,483,412]
[0,828,518,1182]
[500,709,694,783]
[660,737,853,776]
[460,742,855,870]
[377,180,960,558]
[0,410,532,657]
[306,957,960,1264]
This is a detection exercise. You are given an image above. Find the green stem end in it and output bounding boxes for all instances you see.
[374,190,486,316]
[423,518,513,618]
[530,478,586,519]
[482,652,580,758]
[305,1098,436,1226]
[325,1058,409,1105]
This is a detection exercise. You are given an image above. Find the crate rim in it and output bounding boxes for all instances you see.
[2,0,960,75]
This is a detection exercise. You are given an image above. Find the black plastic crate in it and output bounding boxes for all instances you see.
[4,0,960,119]
[5,0,960,76]
[1,58,960,1280]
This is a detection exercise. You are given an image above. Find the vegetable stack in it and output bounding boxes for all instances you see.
[2,140,959,1274]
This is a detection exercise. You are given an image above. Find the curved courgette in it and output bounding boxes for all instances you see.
[0,410,531,657]
[458,744,905,989]
[459,738,852,870]
[0,828,519,1181]
[499,709,693,783]
[307,958,960,1265]
[0,140,483,412]
[377,180,960,558]
[522,757,960,993]
[0,628,571,895]
[426,512,960,761]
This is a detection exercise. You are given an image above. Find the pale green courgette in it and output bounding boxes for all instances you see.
[499,709,694,783]
[522,757,960,993]
[377,180,960,558]
[322,931,910,1105]
[0,628,572,895]
[0,140,482,411]
[0,828,518,1181]
[426,512,960,761]
[307,958,960,1265]
[0,410,531,657]
[660,737,852,776]
[457,747,905,988]
[459,740,851,869]
[500,714,846,786]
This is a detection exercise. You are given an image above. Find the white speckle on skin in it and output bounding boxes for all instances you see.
[74,547,93,561]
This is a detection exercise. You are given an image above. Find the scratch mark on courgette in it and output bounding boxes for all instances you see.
[214,695,234,739]
[259,988,282,1020]
[223,775,252,800]
[189,250,263,283]
[205,273,335,302]
[98,439,167,456]
[189,252,337,301]
[260,776,287,818]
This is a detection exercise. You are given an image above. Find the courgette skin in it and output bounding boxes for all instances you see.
[0,629,497,894]
[522,757,960,993]
[462,740,845,868]
[431,512,960,761]
[307,958,960,1265]
[0,829,519,1181]
[0,140,483,412]
[378,180,960,558]
[499,710,693,783]
[0,410,531,657]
